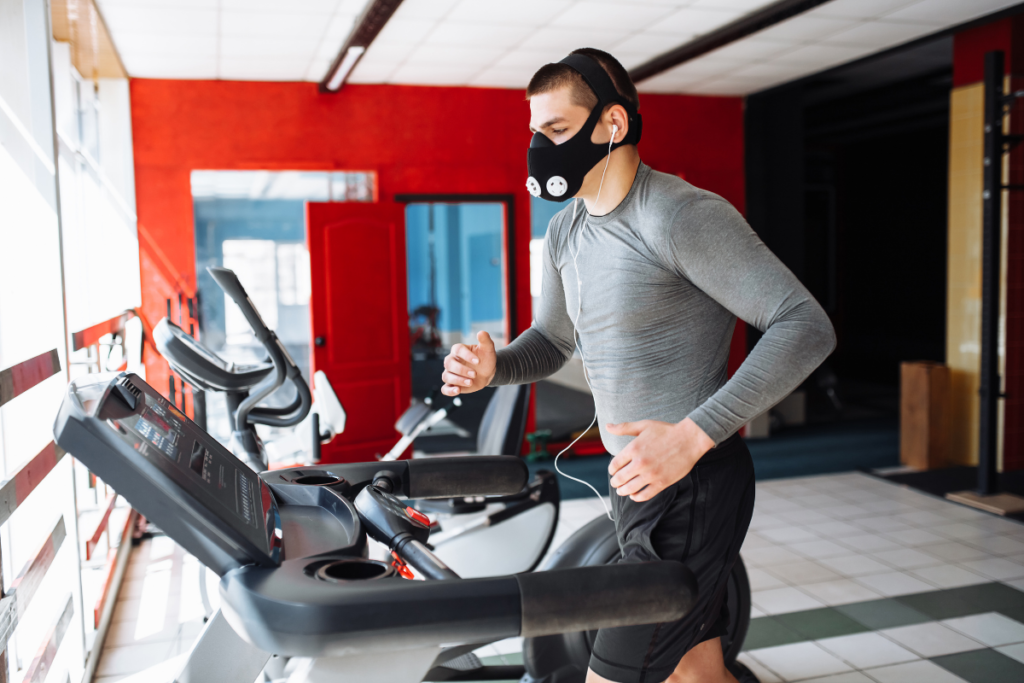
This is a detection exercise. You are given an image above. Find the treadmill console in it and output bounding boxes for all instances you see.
[54,373,282,574]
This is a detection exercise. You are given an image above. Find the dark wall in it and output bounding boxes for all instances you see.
[746,44,952,398]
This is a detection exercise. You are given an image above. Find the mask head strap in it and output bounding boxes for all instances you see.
[556,53,642,144]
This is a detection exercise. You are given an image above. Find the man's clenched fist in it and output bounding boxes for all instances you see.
[441,331,497,397]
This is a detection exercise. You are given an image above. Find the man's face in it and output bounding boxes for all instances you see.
[529,87,592,146]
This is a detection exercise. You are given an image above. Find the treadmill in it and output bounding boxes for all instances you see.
[54,372,697,683]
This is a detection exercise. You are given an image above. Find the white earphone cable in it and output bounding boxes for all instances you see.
[552,129,617,521]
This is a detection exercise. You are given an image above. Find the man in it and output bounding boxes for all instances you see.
[441,48,835,683]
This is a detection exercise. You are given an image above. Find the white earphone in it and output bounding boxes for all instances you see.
[551,123,620,521]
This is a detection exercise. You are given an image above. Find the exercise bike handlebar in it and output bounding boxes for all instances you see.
[208,267,311,431]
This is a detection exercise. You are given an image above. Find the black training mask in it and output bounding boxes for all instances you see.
[526,53,642,202]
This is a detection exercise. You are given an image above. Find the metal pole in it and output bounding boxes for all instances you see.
[978,50,1004,496]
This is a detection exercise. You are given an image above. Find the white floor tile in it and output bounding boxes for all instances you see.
[932,522,997,541]
[893,510,957,526]
[871,548,943,570]
[942,612,1024,646]
[823,503,874,519]
[818,554,894,577]
[798,579,883,606]
[962,534,1024,556]
[881,528,947,547]
[863,659,970,683]
[763,559,843,586]
[742,546,806,567]
[800,673,876,683]
[909,564,989,589]
[1005,577,1024,593]
[917,541,993,563]
[854,571,936,597]
[816,631,918,669]
[749,513,791,531]
[735,653,782,683]
[835,534,901,553]
[747,642,852,681]
[879,622,986,658]
[760,526,821,544]
[751,586,827,615]
[742,532,776,550]
[854,517,914,534]
[959,556,1024,581]
[804,521,866,539]
[788,540,853,560]
[747,567,788,591]
[776,509,836,526]
[996,642,1024,665]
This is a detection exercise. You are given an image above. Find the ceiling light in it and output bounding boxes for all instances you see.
[325,46,366,91]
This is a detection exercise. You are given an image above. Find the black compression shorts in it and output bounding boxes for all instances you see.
[589,434,756,683]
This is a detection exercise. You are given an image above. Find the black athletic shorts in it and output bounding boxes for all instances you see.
[589,434,756,683]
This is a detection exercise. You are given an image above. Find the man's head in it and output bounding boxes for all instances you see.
[527,48,638,147]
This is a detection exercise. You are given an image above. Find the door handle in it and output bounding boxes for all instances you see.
[315,336,326,347]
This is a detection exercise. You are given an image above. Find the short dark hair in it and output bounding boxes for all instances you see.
[526,48,639,111]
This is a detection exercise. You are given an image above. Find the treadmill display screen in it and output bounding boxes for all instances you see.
[96,378,275,555]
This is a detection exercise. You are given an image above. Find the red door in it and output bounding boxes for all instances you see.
[307,201,410,463]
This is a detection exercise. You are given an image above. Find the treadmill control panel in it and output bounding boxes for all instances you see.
[60,373,280,569]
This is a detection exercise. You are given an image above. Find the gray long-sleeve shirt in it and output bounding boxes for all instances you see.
[493,163,836,452]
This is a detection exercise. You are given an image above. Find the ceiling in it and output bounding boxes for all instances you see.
[95,0,1022,95]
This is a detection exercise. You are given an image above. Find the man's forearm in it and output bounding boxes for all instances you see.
[491,327,571,386]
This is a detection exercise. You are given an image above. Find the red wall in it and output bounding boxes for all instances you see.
[130,80,746,412]
[954,18,1024,468]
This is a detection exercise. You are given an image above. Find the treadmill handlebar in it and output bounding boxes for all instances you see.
[515,561,697,637]
[405,456,528,499]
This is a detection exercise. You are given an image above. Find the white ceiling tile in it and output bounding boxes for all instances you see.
[423,22,535,49]
[218,0,340,12]
[321,14,356,42]
[406,44,505,67]
[219,37,316,60]
[102,7,218,33]
[658,55,749,79]
[108,32,218,56]
[388,62,483,85]
[771,42,869,68]
[395,0,461,21]
[615,51,660,70]
[650,7,745,36]
[689,0,777,10]
[121,56,217,79]
[446,0,574,26]
[304,58,332,82]
[220,11,328,36]
[751,16,858,43]
[469,65,534,88]
[885,0,1021,26]
[550,2,677,32]
[701,37,795,62]
[684,76,778,95]
[97,0,211,9]
[360,41,419,64]
[809,0,926,21]
[519,27,623,52]
[491,49,566,69]
[828,19,939,48]
[347,61,399,83]
[612,30,695,55]
[373,17,437,44]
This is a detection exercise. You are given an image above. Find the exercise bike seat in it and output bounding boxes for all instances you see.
[154,317,274,392]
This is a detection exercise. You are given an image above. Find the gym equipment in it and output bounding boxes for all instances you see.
[54,372,697,683]
[156,267,560,579]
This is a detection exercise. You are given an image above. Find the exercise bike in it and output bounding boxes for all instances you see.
[155,267,561,579]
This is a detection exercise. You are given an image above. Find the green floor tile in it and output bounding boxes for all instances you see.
[741,616,805,651]
[775,607,869,640]
[931,649,1024,683]
[897,583,1024,621]
[837,598,932,630]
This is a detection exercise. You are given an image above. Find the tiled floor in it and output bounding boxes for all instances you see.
[91,472,1024,683]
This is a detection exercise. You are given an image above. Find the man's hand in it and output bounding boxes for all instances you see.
[441,331,497,397]
[607,418,715,502]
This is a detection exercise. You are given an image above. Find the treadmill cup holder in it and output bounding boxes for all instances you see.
[293,474,344,487]
[314,559,395,583]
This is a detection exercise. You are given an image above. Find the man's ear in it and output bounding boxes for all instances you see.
[607,103,629,143]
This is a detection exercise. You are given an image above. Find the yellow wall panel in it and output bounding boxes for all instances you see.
[947,83,984,466]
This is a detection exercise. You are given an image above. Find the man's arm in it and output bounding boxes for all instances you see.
[442,218,576,395]
[666,196,836,443]
[607,195,835,501]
